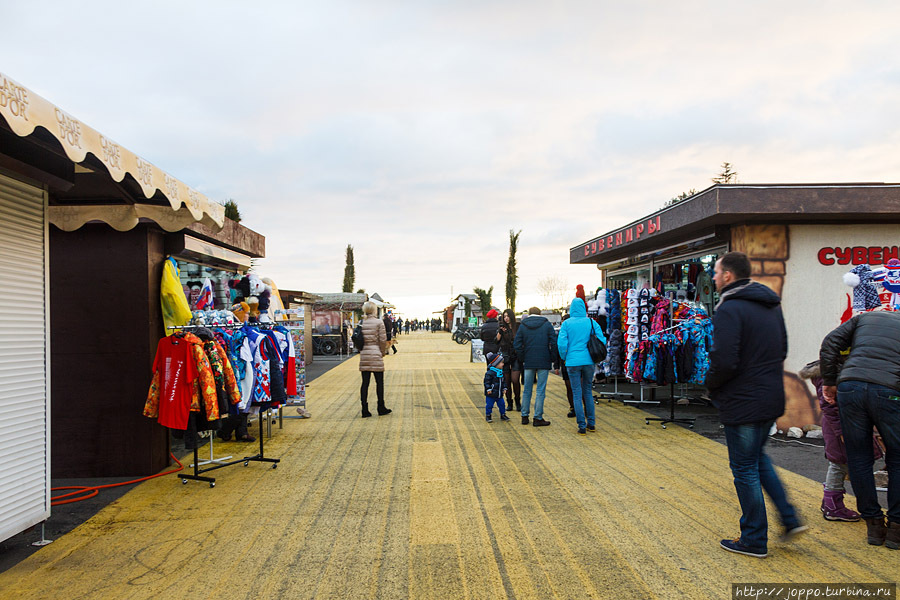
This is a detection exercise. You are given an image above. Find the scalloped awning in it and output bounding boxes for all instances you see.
[0,71,224,229]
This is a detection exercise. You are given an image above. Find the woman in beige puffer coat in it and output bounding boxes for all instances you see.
[359,301,391,417]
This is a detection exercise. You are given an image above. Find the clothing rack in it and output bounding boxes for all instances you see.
[593,376,634,402]
[643,309,696,429]
[179,412,280,487]
[189,431,232,468]
[166,322,281,486]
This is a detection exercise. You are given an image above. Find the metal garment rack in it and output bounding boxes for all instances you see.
[167,323,281,486]
[190,431,232,467]
[644,308,696,429]
[593,376,635,402]
[179,411,280,487]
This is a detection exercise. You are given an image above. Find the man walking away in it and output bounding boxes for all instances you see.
[514,307,558,427]
[820,310,900,549]
[705,251,806,558]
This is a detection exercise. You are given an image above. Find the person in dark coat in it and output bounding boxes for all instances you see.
[480,309,501,356]
[497,309,522,411]
[383,313,397,354]
[706,251,806,558]
[513,307,558,427]
[820,309,900,549]
[799,360,877,522]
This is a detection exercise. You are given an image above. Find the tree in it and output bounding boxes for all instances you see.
[473,286,493,316]
[224,199,242,222]
[712,162,738,184]
[506,229,521,312]
[342,244,355,293]
[663,189,699,208]
[536,275,569,310]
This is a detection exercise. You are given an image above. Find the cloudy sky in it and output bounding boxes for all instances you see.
[4,1,900,318]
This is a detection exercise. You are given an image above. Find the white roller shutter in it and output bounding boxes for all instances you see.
[0,172,50,543]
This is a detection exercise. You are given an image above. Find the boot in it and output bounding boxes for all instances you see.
[514,397,521,412]
[377,401,392,416]
[361,401,372,418]
[865,516,887,546]
[887,521,900,550]
[821,487,860,522]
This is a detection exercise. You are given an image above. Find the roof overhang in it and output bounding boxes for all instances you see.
[1,71,224,230]
[571,183,900,265]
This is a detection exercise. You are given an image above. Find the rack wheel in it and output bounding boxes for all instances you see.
[209,482,215,488]
[645,419,650,425]
[182,479,188,485]
[689,425,694,429]
[272,463,277,469]
[244,461,249,467]
[662,425,667,429]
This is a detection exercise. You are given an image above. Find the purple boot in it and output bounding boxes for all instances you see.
[821,486,861,522]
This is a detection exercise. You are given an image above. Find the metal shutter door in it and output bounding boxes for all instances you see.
[0,172,49,543]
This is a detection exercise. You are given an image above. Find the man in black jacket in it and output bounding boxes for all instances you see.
[706,252,806,558]
[820,310,900,549]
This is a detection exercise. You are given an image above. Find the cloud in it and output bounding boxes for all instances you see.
[3,1,900,320]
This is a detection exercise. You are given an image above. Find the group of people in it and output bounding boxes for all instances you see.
[480,302,605,434]
[479,250,898,558]
[705,251,897,557]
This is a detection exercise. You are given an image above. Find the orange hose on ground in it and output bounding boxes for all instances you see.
[50,453,185,506]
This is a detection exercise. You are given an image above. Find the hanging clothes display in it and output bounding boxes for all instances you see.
[625,300,713,386]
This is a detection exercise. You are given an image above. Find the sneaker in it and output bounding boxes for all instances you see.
[587,425,595,432]
[486,415,493,423]
[720,538,767,558]
[532,418,551,427]
[578,428,586,435]
[567,410,576,418]
[779,524,809,542]
[500,414,511,422]
[521,416,529,425]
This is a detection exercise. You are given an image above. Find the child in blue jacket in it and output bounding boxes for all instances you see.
[484,352,510,423]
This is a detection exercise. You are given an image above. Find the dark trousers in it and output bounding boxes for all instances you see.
[838,380,900,522]
[361,371,385,405]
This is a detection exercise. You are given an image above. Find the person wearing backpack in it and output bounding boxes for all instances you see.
[358,301,391,418]
[558,297,606,435]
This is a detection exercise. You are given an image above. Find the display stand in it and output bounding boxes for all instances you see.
[644,381,696,429]
[179,414,280,487]
[190,431,232,467]
[273,309,307,428]
[624,385,661,406]
[643,307,696,429]
[593,377,634,403]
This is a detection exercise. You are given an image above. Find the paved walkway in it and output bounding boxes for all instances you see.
[0,333,894,599]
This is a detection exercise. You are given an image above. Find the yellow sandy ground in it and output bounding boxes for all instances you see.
[0,332,895,599]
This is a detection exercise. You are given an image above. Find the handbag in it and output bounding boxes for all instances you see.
[351,324,365,350]
[587,321,607,363]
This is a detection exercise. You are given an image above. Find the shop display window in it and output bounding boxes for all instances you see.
[653,252,720,314]
[176,259,243,311]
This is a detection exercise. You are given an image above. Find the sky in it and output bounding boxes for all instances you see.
[4,1,900,319]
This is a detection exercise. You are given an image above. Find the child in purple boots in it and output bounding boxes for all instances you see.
[801,360,881,522]
[484,353,510,423]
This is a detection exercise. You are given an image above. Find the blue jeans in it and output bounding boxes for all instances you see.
[485,395,506,417]
[567,365,595,429]
[723,421,799,550]
[521,369,549,420]
[837,381,900,522]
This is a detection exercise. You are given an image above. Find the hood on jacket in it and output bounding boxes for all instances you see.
[798,360,820,380]
[521,314,549,329]
[718,279,781,308]
[568,297,587,318]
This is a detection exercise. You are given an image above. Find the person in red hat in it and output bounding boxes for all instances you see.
[480,309,501,357]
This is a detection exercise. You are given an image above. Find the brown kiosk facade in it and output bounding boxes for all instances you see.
[571,183,900,430]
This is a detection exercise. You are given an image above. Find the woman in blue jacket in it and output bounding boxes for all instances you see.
[558,297,606,434]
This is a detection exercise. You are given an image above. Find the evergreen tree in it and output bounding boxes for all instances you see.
[224,199,242,222]
[506,229,521,312]
[342,245,355,293]
[473,286,493,316]
[712,162,738,184]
